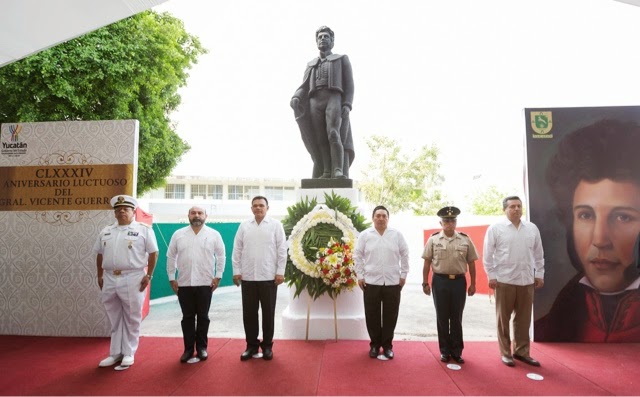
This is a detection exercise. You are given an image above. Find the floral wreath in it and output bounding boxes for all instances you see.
[288,206,357,278]
[283,192,370,300]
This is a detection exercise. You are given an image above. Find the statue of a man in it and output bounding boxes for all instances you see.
[291,26,355,179]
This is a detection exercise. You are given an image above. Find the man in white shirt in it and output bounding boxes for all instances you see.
[483,196,544,367]
[232,196,287,361]
[167,206,226,363]
[355,205,410,359]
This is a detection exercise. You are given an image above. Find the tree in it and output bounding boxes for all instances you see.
[468,185,510,215]
[359,135,446,215]
[0,11,207,195]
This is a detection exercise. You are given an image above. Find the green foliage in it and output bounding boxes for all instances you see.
[324,191,370,232]
[0,11,207,195]
[283,192,370,300]
[468,185,509,215]
[360,135,447,215]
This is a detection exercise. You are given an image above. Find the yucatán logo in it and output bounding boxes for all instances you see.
[2,124,27,157]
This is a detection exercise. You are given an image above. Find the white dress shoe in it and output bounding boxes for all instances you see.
[98,354,123,367]
[121,355,135,366]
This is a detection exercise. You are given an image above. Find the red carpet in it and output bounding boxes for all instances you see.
[0,336,638,396]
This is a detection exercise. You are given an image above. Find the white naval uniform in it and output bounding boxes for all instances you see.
[94,221,158,357]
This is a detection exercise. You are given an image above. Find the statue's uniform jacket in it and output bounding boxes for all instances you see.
[293,53,354,110]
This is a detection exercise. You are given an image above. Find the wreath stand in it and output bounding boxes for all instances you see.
[305,295,339,342]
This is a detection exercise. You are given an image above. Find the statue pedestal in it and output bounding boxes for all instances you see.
[281,287,368,340]
[297,187,359,205]
[301,178,353,189]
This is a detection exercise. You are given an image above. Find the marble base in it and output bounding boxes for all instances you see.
[281,287,368,340]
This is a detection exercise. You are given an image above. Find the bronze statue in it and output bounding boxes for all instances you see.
[291,26,355,179]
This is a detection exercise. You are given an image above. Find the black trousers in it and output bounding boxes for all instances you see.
[177,285,213,352]
[241,280,277,350]
[432,275,467,356]
[363,284,401,350]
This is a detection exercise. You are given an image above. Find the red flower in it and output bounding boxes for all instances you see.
[327,249,333,254]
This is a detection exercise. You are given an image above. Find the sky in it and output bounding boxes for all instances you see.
[153,0,640,205]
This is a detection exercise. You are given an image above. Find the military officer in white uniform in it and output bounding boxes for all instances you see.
[422,206,478,364]
[94,195,159,369]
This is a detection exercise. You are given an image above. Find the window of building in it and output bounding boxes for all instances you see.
[211,184,223,200]
[164,184,185,199]
[228,185,260,200]
[191,184,223,200]
[264,186,295,201]
[283,187,295,201]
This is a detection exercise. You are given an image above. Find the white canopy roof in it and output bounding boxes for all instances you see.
[0,0,167,68]
[616,0,640,6]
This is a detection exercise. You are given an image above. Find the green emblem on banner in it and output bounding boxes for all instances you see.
[531,111,553,135]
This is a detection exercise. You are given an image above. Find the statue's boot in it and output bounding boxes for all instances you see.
[330,140,344,179]
[333,170,347,179]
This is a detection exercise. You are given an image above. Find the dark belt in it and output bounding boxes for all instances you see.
[433,273,465,280]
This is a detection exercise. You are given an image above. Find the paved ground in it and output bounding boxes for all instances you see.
[141,282,498,342]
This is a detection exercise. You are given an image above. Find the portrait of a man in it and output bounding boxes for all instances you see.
[532,115,640,342]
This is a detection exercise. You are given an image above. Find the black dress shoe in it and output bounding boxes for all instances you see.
[369,347,379,358]
[501,355,515,367]
[240,348,258,361]
[383,349,394,359]
[451,355,465,364]
[197,349,208,361]
[513,354,540,367]
[180,350,194,363]
[440,354,450,362]
[262,348,273,361]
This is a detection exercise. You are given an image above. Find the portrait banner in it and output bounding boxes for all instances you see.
[527,106,640,342]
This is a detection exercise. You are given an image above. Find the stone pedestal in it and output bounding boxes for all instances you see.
[301,178,353,189]
[297,186,359,205]
[281,287,368,340]
[283,186,367,340]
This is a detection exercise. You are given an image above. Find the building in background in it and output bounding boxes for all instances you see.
[140,175,365,223]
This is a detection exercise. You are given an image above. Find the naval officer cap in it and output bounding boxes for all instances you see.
[110,195,138,209]
[437,206,460,219]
